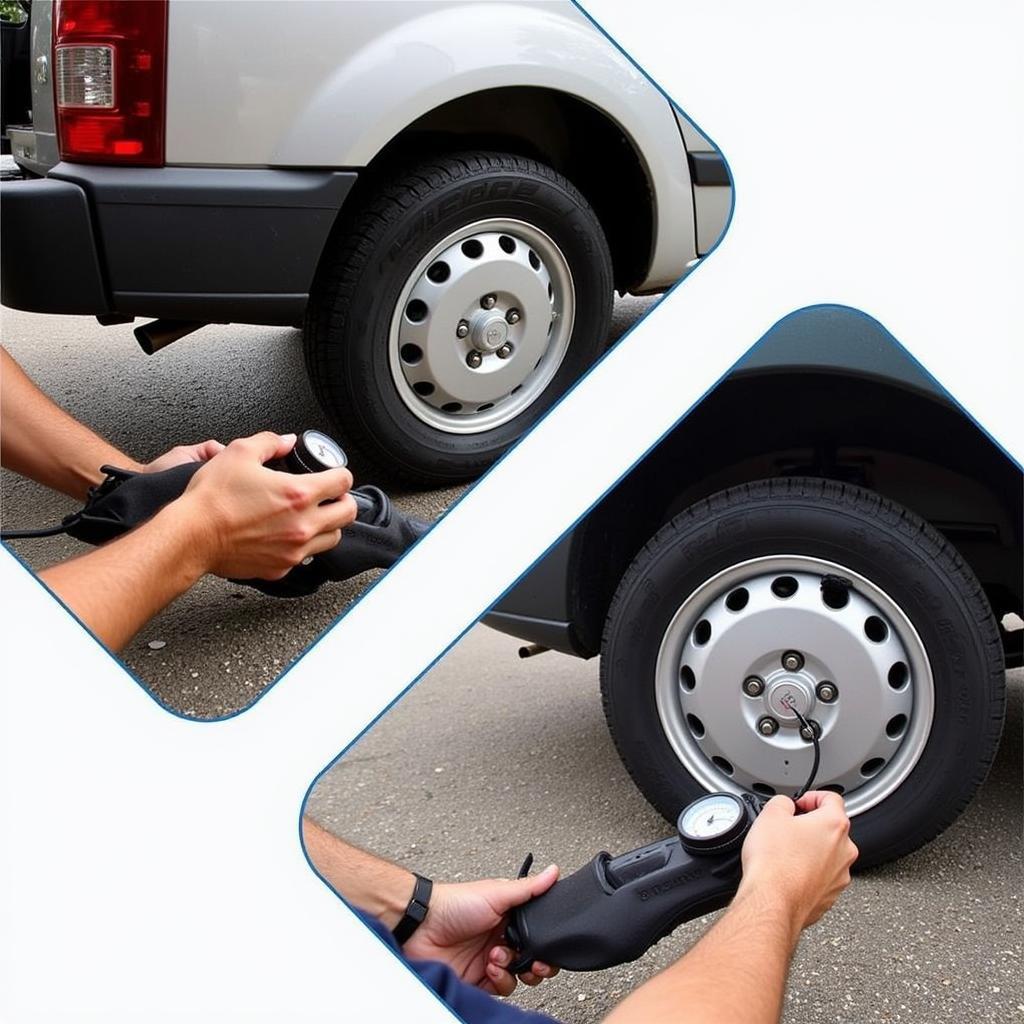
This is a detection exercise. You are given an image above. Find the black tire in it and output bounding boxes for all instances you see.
[600,478,1006,868]
[304,152,614,486]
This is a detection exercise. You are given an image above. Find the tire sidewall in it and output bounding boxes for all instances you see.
[334,166,612,480]
[601,489,1000,867]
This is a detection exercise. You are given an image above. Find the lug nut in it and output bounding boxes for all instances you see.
[781,650,805,672]
[506,308,521,325]
[742,676,765,697]
[496,342,513,359]
[799,720,822,742]
[816,682,838,703]
[481,294,497,310]
[466,351,483,369]
[456,320,470,339]
[757,716,780,737]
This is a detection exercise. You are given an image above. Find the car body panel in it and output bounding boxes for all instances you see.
[164,0,698,290]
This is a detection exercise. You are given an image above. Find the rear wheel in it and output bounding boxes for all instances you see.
[304,152,613,486]
[600,478,1005,868]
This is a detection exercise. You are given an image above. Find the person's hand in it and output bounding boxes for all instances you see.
[172,431,357,580]
[737,792,858,933]
[403,866,562,997]
[141,439,226,474]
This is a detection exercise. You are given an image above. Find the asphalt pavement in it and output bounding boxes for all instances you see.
[0,296,655,717]
[4,295,1020,1022]
[307,625,1024,1024]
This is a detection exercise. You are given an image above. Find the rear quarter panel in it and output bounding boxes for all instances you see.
[164,0,695,287]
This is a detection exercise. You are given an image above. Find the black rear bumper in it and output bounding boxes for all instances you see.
[1,175,110,314]
[1,163,357,324]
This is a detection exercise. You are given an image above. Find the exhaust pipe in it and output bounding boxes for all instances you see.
[518,643,550,659]
[134,319,206,355]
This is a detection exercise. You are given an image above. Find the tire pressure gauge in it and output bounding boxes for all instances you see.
[278,430,348,474]
[677,792,759,855]
[507,789,767,973]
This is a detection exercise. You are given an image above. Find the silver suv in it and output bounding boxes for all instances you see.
[1,0,730,484]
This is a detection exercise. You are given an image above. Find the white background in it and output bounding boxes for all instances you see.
[2,2,1022,1021]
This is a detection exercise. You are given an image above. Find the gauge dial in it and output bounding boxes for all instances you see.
[679,795,743,839]
[677,792,754,854]
[301,430,347,469]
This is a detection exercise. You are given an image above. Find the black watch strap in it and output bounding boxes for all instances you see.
[392,874,433,945]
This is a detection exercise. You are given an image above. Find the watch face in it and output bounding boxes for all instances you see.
[679,794,744,841]
[301,430,347,469]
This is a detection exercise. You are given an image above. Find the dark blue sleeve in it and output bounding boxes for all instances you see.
[354,908,562,1024]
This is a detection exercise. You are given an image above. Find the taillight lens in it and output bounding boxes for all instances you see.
[54,1,167,166]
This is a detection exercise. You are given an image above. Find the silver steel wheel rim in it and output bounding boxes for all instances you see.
[654,555,934,816]
[387,218,576,434]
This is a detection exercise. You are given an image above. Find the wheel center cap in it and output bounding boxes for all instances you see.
[471,312,509,352]
[765,676,814,721]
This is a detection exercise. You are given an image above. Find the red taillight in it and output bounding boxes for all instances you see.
[54,1,168,166]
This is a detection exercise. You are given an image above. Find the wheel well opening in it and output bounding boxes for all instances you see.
[342,87,654,295]
[571,372,1023,659]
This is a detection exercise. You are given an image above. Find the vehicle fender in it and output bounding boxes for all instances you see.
[165,1,695,288]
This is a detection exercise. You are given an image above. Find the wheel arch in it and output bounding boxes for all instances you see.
[569,368,1023,663]
[338,86,657,296]
[277,3,696,294]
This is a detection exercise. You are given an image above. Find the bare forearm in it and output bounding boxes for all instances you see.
[1,347,138,499]
[303,817,415,929]
[38,497,208,651]
[604,889,799,1024]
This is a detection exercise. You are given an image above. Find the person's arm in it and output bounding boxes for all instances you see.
[40,432,357,651]
[603,792,857,1024]
[1,346,141,498]
[303,817,560,997]
[1,346,226,498]
[303,818,419,929]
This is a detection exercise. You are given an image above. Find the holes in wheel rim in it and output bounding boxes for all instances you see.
[693,619,712,646]
[498,235,516,254]
[440,402,463,414]
[821,578,850,609]
[510,384,523,395]
[771,576,798,598]
[413,381,435,397]
[888,661,909,689]
[821,784,846,795]
[861,757,886,778]
[399,343,423,365]
[864,616,889,643]
[477,402,495,413]
[461,239,484,259]
[886,714,908,739]
[528,249,541,270]
[711,756,734,776]
[426,261,451,284]
[725,587,750,612]
[752,782,777,797]
[548,282,554,300]
[405,299,428,323]
[680,665,696,691]
[686,713,705,738]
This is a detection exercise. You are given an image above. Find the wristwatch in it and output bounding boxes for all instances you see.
[392,873,433,945]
